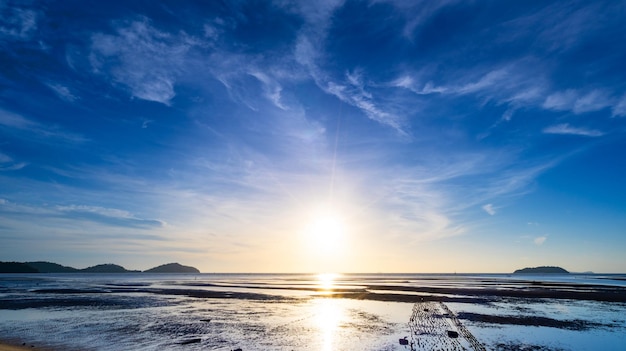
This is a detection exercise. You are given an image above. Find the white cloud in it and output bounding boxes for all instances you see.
[46,83,78,102]
[0,162,27,171]
[613,94,626,117]
[56,205,134,219]
[0,108,38,129]
[501,108,514,121]
[288,2,407,133]
[534,236,547,245]
[0,4,38,41]
[573,90,612,114]
[54,204,165,228]
[0,108,86,142]
[543,123,604,137]
[543,89,577,111]
[543,89,613,114]
[248,71,286,110]
[389,75,448,95]
[0,151,26,172]
[458,69,509,95]
[90,18,198,105]
[0,152,11,163]
[482,204,496,215]
[141,119,153,129]
[393,63,548,120]
[326,80,405,133]
[373,0,462,40]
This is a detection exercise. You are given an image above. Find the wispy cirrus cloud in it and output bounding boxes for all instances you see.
[543,89,614,114]
[90,18,199,105]
[46,83,78,102]
[55,205,165,228]
[0,198,164,230]
[0,151,27,171]
[0,162,27,171]
[0,108,86,143]
[0,2,38,41]
[383,1,625,126]
[534,236,547,246]
[611,94,626,117]
[287,0,407,133]
[248,71,287,110]
[482,204,496,216]
[500,2,620,54]
[543,123,604,137]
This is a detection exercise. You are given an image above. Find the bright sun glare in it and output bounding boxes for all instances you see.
[305,209,347,255]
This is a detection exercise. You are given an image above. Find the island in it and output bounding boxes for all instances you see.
[0,261,199,273]
[143,262,200,273]
[26,261,79,273]
[82,264,140,273]
[513,266,569,274]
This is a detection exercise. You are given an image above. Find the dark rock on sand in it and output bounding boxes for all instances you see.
[447,330,459,338]
[178,338,201,345]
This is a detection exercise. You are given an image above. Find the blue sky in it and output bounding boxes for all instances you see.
[1,0,625,273]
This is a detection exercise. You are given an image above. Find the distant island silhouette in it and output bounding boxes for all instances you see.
[0,261,199,273]
[513,266,569,274]
[144,263,200,273]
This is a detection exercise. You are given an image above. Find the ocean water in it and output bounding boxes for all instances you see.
[0,273,625,350]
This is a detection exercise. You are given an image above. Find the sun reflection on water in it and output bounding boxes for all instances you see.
[312,274,344,350]
[317,273,339,291]
[313,298,344,351]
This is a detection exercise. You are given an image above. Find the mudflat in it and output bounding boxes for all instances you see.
[0,342,43,351]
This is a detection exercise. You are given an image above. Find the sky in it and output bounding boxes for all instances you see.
[1,0,625,273]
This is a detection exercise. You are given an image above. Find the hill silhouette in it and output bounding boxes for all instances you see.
[143,262,200,273]
[0,262,38,273]
[0,261,199,273]
[81,264,139,273]
[27,261,79,273]
[514,266,569,274]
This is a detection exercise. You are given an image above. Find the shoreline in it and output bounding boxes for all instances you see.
[0,341,52,351]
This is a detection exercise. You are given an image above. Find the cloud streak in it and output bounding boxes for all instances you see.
[0,108,86,143]
[482,204,496,216]
[534,236,547,246]
[543,123,604,137]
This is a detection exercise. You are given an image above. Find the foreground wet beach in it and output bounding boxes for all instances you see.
[1,273,625,350]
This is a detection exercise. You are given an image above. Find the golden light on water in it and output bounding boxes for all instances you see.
[313,298,344,351]
[317,272,339,291]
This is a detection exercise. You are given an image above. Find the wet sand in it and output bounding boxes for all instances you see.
[0,342,46,351]
[2,274,625,350]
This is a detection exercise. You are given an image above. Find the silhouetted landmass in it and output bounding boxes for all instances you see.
[514,266,569,274]
[81,264,140,273]
[27,261,79,273]
[0,262,39,273]
[144,262,200,273]
[0,261,199,273]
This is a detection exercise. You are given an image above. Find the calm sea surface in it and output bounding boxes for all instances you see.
[1,273,625,350]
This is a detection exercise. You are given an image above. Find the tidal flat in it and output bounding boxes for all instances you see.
[1,273,625,350]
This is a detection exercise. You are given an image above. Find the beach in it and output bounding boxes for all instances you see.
[0,342,48,351]
[1,273,625,350]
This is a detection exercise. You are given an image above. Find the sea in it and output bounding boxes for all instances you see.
[1,273,625,350]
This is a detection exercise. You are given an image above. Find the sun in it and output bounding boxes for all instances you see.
[304,208,347,256]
